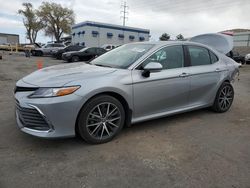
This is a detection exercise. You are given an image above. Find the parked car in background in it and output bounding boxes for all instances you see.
[245,53,250,64]
[102,44,116,51]
[31,43,66,56]
[62,47,107,62]
[227,51,245,64]
[14,33,240,144]
[52,45,85,59]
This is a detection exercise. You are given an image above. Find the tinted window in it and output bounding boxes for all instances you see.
[97,48,106,54]
[54,44,64,47]
[141,45,184,70]
[86,48,96,54]
[67,45,82,51]
[210,51,218,63]
[188,46,211,66]
[46,44,52,48]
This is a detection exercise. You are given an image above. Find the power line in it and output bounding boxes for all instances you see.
[128,0,248,15]
[120,1,129,26]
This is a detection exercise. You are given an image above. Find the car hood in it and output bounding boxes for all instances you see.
[20,63,116,87]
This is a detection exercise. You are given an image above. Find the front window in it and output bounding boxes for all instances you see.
[139,45,184,70]
[91,43,154,69]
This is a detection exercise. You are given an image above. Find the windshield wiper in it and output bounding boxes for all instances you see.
[94,64,113,68]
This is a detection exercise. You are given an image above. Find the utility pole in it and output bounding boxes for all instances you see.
[120,1,129,26]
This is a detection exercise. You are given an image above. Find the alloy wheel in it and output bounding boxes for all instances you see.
[218,85,234,111]
[86,102,121,140]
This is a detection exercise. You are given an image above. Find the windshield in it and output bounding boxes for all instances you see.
[91,43,154,69]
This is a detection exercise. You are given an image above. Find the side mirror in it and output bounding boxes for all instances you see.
[142,62,163,77]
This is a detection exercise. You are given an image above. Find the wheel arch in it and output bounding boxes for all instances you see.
[223,79,230,83]
[75,91,133,136]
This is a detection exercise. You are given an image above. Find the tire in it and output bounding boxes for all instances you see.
[77,95,125,144]
[31,51,36,56]
[36,51,43,56]
[56,54,62,60]
[71,56,80,62]
[212,82,234,113]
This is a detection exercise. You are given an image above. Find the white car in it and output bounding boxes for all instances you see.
[245,53,250,64]
[31,43,66,56]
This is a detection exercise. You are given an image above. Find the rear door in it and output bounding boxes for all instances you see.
[186,45,221,106]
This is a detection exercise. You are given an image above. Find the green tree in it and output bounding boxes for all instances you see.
[18,3,43,43]
[37,2,75,42]
[176,34,184,40]
[159,33,170,41]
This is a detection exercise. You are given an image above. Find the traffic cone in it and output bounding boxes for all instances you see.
[37,59,43,69]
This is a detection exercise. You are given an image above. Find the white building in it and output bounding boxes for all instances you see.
[71,21,150,47]
[0,33,19,44]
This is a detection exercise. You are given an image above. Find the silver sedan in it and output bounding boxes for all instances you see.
[15,35,239,144]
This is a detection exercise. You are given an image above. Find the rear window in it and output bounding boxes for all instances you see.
[210,51,219,63]
[188,46,211,66]
[54,44,64,47]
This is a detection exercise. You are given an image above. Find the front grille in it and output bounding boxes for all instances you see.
[14,86,38,93]
[16,102,50,131]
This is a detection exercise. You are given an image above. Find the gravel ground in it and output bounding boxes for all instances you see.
[0,52,250,188]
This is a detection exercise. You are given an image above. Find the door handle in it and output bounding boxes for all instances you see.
[215,68,221,72]
[179,73,189,77]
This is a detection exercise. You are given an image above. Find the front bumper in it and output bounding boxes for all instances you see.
[15,84,87,138]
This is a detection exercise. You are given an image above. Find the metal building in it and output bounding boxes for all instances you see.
[233,31,250,47]
[71,21,150,47]
[0,33,19,44]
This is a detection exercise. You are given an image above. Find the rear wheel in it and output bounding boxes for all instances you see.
[77,95,125,144]
[212,82,234,113]
[71,56,80,62]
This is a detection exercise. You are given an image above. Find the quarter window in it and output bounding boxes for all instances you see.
[141,45,184,70]
[188,46,211,66]
[210,51,219,63]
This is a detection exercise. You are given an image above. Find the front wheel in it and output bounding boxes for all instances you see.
[212,82,234,113]
[71,56,80,62]
[77,95,125,144]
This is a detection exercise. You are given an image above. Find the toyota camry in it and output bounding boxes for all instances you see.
[14,33,239,144]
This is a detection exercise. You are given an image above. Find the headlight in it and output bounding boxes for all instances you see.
[29,86,80,98]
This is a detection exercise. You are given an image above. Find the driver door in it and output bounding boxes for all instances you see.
[132,45,190,120]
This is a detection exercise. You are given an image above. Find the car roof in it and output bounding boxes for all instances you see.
[130,41,216,51]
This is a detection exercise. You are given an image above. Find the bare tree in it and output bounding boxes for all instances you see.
[18,3,43,43]
[37,2,75,42]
